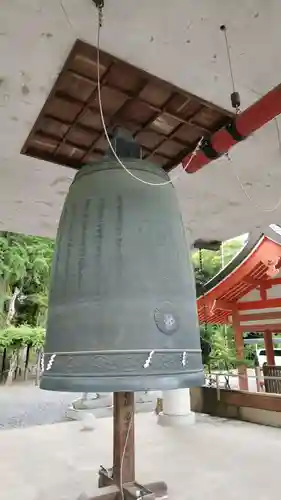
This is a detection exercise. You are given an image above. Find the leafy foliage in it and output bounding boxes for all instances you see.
[0,232,54,327]
[192,237,245,292]
[0,324,45,349]
[193,237,251,371]
[0,232,52,363]
[209,325,252,371]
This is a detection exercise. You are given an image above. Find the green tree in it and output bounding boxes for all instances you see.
[0,232,54,327]
[193,236,247,374]
[0,232,53,384]
[192,237,245,287]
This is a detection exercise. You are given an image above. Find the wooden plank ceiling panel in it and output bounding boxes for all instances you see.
[21,39,233,171]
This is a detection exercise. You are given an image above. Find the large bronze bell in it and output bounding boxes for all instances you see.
[41,137,203,392]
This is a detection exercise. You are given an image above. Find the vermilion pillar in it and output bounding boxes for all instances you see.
[232,311,248,391]
[264,330,275,365]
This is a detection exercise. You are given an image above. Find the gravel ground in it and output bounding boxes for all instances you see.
[0,371,257,431]
[0,383,81,430]
[0,384,156,430]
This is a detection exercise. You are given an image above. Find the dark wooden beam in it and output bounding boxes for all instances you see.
[193,239,222,251]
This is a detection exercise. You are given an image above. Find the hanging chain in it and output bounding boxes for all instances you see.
[92,0,104,26]
[98,3,103,27]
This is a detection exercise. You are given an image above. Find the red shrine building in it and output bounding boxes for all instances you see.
[197,226,281,390]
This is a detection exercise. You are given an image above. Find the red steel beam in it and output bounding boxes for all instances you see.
[239,311,281,322]
[238,297,281,311]
[241,323,281,332]
[182,83,281,174]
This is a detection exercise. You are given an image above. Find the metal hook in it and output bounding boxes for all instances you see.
[92,0,104,8]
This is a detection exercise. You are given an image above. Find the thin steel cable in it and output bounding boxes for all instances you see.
[222,27,236,94]
[59,3,203,185]
[221,25,241,114]
[96,9,203,186]
[60,0,76,32]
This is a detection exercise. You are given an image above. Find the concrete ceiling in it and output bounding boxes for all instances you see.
[1,0,281,243]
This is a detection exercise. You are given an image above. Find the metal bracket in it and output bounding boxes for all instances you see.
[200,137,221,160]
[225,119,246,142]
[92,0,104,8]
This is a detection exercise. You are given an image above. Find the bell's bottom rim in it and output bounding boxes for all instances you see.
[40,371,204,393]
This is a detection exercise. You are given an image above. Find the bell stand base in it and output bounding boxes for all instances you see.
[88,392,168,500]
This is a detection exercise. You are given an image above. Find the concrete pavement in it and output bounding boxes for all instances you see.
[1,412,281,500]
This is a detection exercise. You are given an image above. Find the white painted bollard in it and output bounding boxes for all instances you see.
[157,388,195,427]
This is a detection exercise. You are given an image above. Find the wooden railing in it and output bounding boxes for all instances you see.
[263,365,281,394]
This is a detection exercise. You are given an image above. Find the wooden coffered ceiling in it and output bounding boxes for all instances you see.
[21,39,233,172]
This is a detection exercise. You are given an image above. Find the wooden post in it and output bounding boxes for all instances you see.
[264,330,275,365]
[97,392,168,499]
[113,392,135,486]
[232,310,248,391]
[255,365,262,392]
[35,349,42,386]
[1,348,6,383]
[24,344,30,381]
